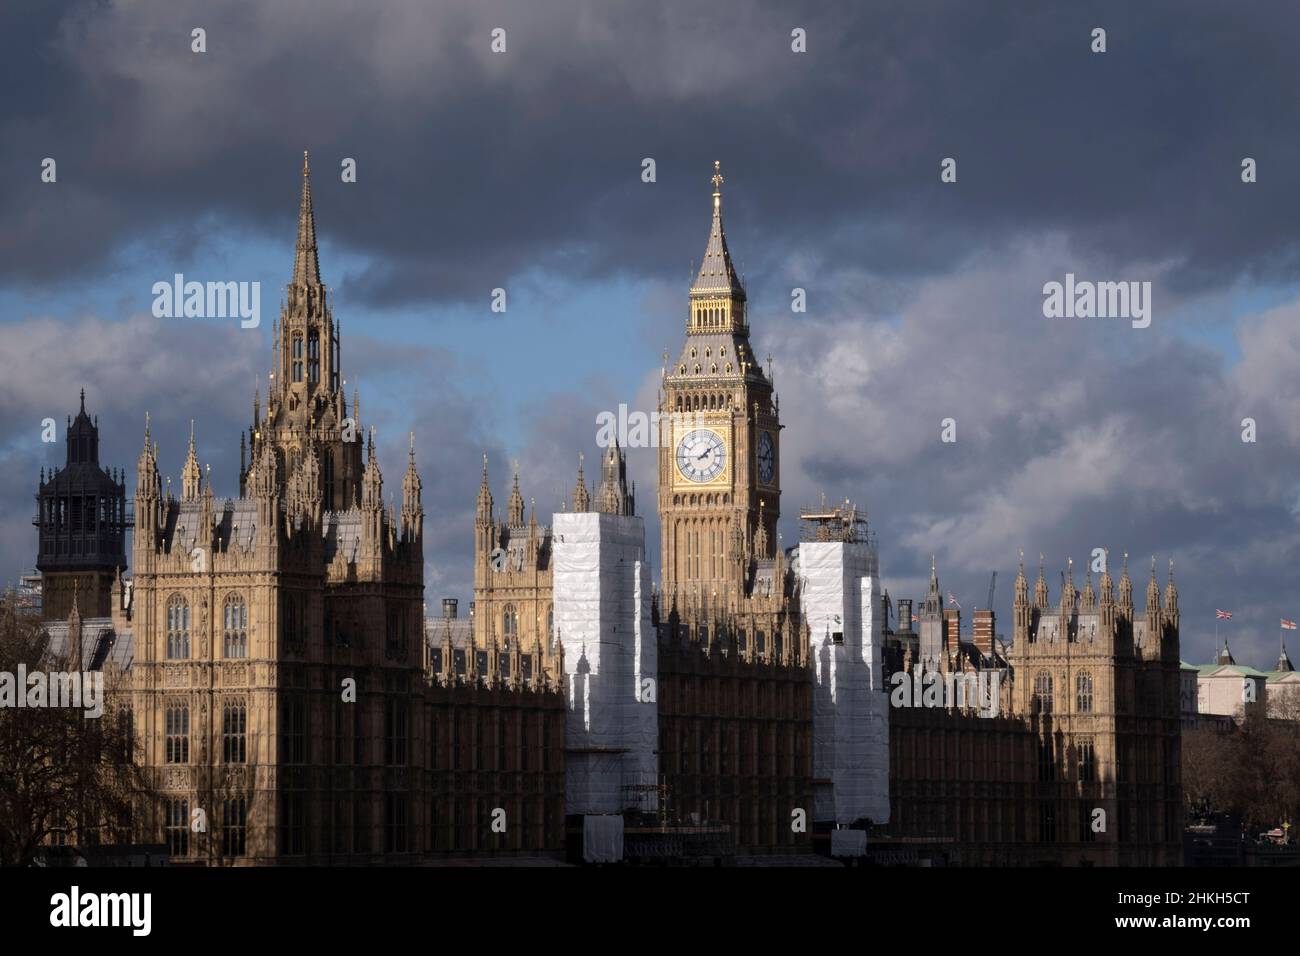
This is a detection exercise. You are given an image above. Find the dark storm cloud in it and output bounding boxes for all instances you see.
[3,0,1300,675]
[4,0,1300,308]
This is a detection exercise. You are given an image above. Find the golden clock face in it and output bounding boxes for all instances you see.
[675,428,727,483]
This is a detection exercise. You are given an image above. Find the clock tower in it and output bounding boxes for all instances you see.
[658,162,781,601]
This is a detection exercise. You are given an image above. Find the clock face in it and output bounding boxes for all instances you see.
[676,429,727,483]
[757,431,775,484]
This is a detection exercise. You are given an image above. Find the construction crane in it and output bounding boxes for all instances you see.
[986,571,997,610]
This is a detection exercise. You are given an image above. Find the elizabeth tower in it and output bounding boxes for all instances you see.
[658,163,781,602]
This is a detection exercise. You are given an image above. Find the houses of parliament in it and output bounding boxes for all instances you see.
[29,154,1183,865]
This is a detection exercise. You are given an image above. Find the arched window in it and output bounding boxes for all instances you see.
[1076,672,1093,713]
[292,334,304,382]
[166,595,191,660]
[165,703,190,763]
[308,331,320,384]
[223,594,248,659]
[1032,671,1053,715]
[502,604,518,641]
[222,699,247,763]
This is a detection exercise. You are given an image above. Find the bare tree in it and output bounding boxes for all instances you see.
[0,594,151,865]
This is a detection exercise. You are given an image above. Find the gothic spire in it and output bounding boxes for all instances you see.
[1163,557,1178,614]
[1119,551,1133,610]
[690,161,745,300]
[476,452,493,524]
[572,452,590,512]
[293,150,321,288]
[181,419,201,502]
[401,432,423,542]
[596,440,633,516]
[1034,553,1049,608]
[508,465,525,526]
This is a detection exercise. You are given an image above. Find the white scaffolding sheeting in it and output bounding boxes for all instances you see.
[800,541,891,825]
[552,512,658,817]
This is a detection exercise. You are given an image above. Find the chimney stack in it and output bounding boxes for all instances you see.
[973,608,995,659]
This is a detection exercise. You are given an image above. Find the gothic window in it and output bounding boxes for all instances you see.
[1032,671,1053,714]
[719,346,726,356]
[384,697,408,766]
[323,451,335,505]
[679,365,686,375]
[165,703,190,764]
[279,793,305,855]
[690,348,697,359]
[503,604,518,641]
[292,334,304,382]
[222,797,247,857]
[1037,739,1056,781]
[166,595,190,659]
[385,605,407,660]
[308,331,320,384]
[222,699,247,763]
[281,695,306,764]
[166,799,189,856]
[711,364,718,374]
[1076,736,1096,782]
[1038,801,1056,842]
[726,363,733,373]
[223,594,247,658]
[1076,672,1094,713]
[282,591,306,655]
[694,365,701,374]
[385,794,408,853]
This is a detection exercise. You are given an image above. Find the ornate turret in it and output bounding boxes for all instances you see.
[507,467,525,527]
[361,428,382,512]
[256,152,360,509]
[1277,641,1294,673]
[1081,568,1096,611]
[596,441,634,516]
[1118,552,1134,614]
[571,453,590,512]
[1163,558,1179,629]
[1013,550,1032,641]
[1034,554,1049,609]
[1060,558,1076,617]
[181,421,202,502]
[476,454,493,525]
[35,390,130,619]
[401,432,423,544]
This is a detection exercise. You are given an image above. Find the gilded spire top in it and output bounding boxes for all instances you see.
[690,160,745,299]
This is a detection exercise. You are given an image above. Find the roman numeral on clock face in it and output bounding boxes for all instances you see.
[676,429,726,483]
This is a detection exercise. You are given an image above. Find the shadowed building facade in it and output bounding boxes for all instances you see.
[886,556,1183,865]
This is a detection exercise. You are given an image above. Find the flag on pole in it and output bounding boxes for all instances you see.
[947,593,961,609]
[1216,609,1233,620]
[1282,619,1297,630]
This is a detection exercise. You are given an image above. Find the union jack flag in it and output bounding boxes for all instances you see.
[947,593,961,609]
[1282,619,1297,630]
[1216,609,1233,620]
